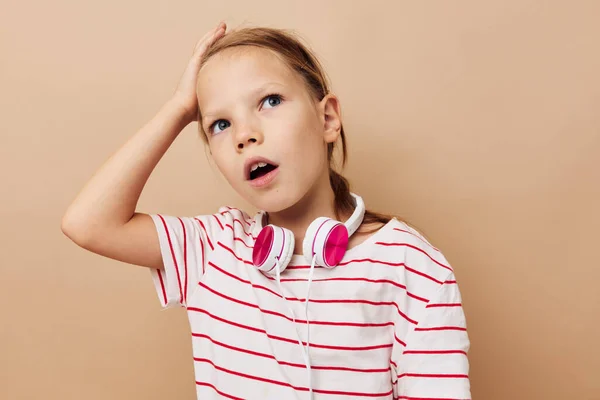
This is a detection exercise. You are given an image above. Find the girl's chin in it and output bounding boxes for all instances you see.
[248,191,301,214]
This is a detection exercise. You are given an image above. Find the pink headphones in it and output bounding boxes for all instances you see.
[252,193,366,274]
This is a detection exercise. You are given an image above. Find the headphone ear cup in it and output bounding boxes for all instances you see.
[252,225,295,275]
[303,217,349,268]
[278,230,295,274]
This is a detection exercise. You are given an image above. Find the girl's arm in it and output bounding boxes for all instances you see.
[392,272,471,398]
[61,22,227,270]
[61,98,190,270]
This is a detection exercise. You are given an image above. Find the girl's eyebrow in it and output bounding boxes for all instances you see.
[201,81,287,124]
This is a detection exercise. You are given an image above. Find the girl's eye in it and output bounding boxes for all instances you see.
[208,94,282,135]
[262,94,282,109]
[210,119,230,135]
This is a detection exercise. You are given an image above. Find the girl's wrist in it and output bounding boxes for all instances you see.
[167,95,196,126]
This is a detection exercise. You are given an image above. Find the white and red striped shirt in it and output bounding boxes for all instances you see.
[149,206,471,400]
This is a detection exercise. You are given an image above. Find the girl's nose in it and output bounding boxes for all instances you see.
[235,123,263,150]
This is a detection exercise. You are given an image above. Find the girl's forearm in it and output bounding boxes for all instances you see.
[61,97,191,242]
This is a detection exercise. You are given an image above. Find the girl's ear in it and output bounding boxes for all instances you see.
[319,94,342,144]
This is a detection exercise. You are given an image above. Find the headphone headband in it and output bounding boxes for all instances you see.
[344,193,366,237]
[253,192,365,235]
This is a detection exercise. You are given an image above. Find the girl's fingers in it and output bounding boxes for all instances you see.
[213,25,226,40]
[210,22,225,40]
[193,22,226,55]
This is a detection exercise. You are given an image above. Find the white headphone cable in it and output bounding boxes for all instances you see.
[274,257,314,399]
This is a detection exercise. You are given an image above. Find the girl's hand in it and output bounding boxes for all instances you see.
[172,21,227,124]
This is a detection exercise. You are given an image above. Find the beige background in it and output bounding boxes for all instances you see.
[1,0,599,399]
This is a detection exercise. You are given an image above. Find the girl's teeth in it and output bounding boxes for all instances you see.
[251,162,268,172]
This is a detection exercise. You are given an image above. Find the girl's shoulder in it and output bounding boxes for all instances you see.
[347,220,387,251]
[353,217,445,260]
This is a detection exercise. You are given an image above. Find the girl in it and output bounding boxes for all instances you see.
[62,22,471,400]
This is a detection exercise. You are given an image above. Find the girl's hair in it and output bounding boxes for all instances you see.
[197,26,410,234]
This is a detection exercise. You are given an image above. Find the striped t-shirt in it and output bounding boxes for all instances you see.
[149,206,471,400]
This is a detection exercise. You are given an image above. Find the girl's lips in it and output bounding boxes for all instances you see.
[244,156,279,180]
[248,166,279,188]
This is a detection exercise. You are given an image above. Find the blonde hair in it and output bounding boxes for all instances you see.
[197,26,411,233]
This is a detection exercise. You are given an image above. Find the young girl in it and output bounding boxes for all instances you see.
[62,22,471,400]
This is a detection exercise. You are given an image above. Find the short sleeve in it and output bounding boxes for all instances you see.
[149,212,224,309]
[391,272,472,399]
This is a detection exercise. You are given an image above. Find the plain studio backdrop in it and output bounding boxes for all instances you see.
[1,1,598,399]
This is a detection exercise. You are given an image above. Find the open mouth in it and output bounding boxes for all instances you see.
[249,162,278,181]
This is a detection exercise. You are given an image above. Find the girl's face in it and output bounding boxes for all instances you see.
[196,46,340,213]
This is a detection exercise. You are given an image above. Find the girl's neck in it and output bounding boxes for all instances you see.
[264,184,349,255]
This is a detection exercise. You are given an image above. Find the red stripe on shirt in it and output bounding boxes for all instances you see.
[272,276,428,303]
[207,261,418,325]
[212,214,224,230]
[394,333,406,347]
[221,208,253,226]
[340,258,443,284]
[198,281,395,328]
[225,221,252,234]
[374,242,452,272]
[225,222,256,239]
[223,224,254,248]
[194,218,214,250]
[232,217,253,230]
[426,303,462,308]
[395,396,470,400]
[404,265,443,284]
[187,307,393,351]
[198,228,205,275]
[180,218,188,304]
[403,350,467,356]
[158,215,184,305]
[196,381,244,400]
[397,373,469,379]
[192,333,390,373]
[156,269,167,305]
[234,235,253,248]
[195,358,394,397]
[392,227,440,252]
[217,242,254,265]
[217,242,444,285]
[414,326,467,332]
